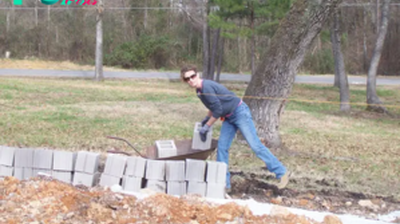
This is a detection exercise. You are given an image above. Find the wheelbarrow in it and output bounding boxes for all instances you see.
[106,136,218,161]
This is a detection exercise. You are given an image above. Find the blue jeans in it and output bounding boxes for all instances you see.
[217,102,287,189]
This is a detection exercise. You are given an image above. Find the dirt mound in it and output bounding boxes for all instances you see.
[0,176,340,224]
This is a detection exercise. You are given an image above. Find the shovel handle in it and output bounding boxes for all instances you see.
[106,136,146,158]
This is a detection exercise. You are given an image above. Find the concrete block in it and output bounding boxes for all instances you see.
[206,161,227,184]
[187,181,206,197]
[206,182,225,199]
[125,156,146,177]
[122,176,143,192]
[72,172,100,187]
[145,160,165,180]
[165,160,185,181]
[104,154,127,177]
[155,140,177,158]
[33,168,52,177]
[99,173,121,187]
[52,171,73,183]
[167,181,186,196]
[74,151,100,174]
[0,165,13,177]
[192,122,213,150]
[33,149,53,169]
[0,146,15,166]
[14,148,34,168]
[185,159,206,181]
[14,167,33,180]
[145,179,166,193]
[53,151,76,171]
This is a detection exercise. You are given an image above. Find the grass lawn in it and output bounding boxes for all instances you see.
[0,77,399,199]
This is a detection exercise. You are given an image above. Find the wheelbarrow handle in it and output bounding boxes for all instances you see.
[106,136,147,158]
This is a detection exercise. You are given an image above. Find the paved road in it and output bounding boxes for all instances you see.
[0,69,399,85]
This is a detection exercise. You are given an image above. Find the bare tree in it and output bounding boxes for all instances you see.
[243,0,342,148]
[366,0,390,113]
[202,0,210,79]
[94,0,104,81]
[331,8,350,111]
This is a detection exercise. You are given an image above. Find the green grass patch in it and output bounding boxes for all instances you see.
[0,77,399,198]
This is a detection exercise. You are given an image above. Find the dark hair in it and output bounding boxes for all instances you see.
[180,65,198,82]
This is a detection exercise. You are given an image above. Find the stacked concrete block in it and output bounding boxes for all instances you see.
[185,159,206,181]
[122,156,147,192]
[187,181,207,197]
[192,122,213,150]
[167,181,186,196]
[0,146,15,177]
[166,161,186,196]
[33,149,53,177]
[155,140,177,159]
[73,151,100,187]
[185,159,207,196]
[99,154,127,187]
[145,160,166,193]
[145,179,167,193]
[206,161,227,184]
[122,176,143,192]
[14,148,34,180]
[52,150,76,183]
[205,161,227,198]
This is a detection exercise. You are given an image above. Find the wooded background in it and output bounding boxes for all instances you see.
[0,0,399,76]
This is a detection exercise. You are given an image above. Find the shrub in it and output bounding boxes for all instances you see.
[105,35,170,69]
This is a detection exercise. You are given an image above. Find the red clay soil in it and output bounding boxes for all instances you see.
[0,176,343,224]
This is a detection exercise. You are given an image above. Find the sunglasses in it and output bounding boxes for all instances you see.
[184,73,197,82]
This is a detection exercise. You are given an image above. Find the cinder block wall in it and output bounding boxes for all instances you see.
[0,146,227,199]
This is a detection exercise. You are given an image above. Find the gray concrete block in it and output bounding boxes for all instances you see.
[206,161,227,184]
[167,181,186,196]
[187,181,206,197]
[52,171,73,183]
[72,172,100,187]
[0,146,15,166]
[206,182,225,199]
[125,156,146,177]
[0,165,13,177]
[122,176,143,192]
[155,140,177,158]
[192,122,213,150]
[99,173,121,187]
[74,151,100,174]
[14,148,34,168]
[33,168,52,177]
[145,160,165,180]
[33,149,53,169]
[145,179,166,193]
[185,159,206,181]
[165,160,185,181]
[14,167,33,180]
[53,151,76,171]
[104,154,127,177]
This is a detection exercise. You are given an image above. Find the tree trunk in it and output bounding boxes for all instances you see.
[363,5,369,73]
[366,0,390,113]
[216,36,225,83]
[202,0,210,79]
[144,0,148,30]
[94,0,104,81]
[331,9,350,111]
[250,5,255,76]
[209,28,220,81]
[243,0,342,148]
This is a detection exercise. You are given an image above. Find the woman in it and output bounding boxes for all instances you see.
[181,65,289,191]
